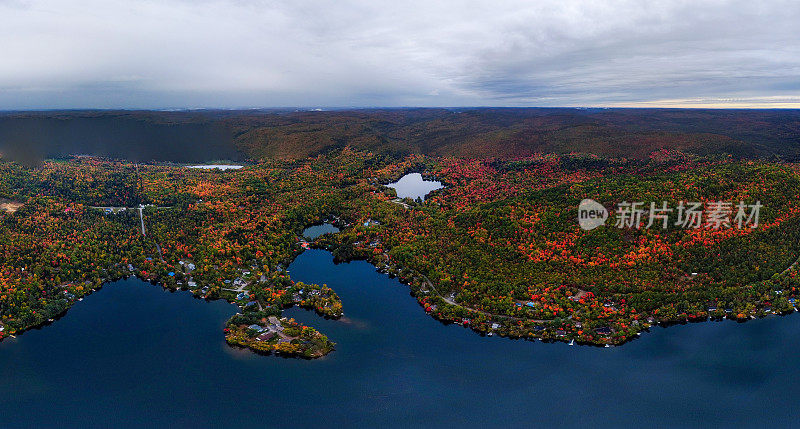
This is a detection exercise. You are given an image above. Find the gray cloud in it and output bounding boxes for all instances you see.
[0,0,798,108]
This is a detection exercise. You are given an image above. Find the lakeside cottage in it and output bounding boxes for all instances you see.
[257,331,276,341]
[248,324,265,333]
[595,327,612,335]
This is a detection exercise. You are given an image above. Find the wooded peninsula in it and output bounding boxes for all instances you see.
[2,109,800,357]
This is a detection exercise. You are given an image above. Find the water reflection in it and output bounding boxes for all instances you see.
[1,251,799,428]
[302,223,340,239]
[387,173,443,200]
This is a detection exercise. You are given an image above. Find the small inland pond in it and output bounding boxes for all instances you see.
[386,173,443,200]
[302,222,340,240]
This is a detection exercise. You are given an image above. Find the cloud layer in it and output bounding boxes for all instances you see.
[1,0,798,108]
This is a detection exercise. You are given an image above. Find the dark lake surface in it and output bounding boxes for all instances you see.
[387,173,443,200]
[302,222,340,239]
[2,249,800,428]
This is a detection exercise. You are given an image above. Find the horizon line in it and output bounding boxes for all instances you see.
[2,105,800,113]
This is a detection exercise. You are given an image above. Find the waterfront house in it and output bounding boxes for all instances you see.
[257,331,276,341]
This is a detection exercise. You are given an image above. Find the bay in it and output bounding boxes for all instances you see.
[1,249,798,428]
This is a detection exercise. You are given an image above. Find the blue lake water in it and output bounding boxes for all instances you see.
[2,249,800,428]
[187,165,243,170]
[302,223,340,239]
[387,173,443,200]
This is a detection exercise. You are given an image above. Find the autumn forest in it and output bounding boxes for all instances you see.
[1,109,800,357]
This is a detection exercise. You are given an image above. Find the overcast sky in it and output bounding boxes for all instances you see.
[1,0,798,109]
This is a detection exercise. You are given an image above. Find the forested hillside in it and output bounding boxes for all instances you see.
[2,109,799,164]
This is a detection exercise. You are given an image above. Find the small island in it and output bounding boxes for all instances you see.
[2,146,800,355]
[225,313,335,359]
